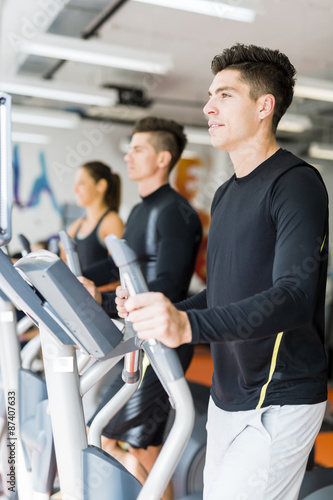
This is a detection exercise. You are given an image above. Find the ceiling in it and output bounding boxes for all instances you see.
[1,0,333,163]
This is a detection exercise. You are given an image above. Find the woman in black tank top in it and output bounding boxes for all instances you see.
[62,161,124,278]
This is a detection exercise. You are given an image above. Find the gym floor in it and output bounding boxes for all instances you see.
[185,345,333,468]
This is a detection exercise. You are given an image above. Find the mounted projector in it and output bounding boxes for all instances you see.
[103,85,152,108]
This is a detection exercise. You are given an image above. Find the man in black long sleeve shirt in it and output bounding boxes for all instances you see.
[122,45,329,500]
[100,183,202,315]
[80,117,202,500]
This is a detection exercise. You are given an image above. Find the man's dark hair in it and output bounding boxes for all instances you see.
[211,43,297,132]
[132,116,187,171]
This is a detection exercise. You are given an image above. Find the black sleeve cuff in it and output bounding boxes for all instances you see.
[101,291,117,316]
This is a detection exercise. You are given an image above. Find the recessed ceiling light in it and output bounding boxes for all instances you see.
[12,131,51,144]
[185,127,212,145]
[309,143,333,161]
[295,77,333,103]
[0,77,118,106]
[278,114,313,133]
[17,33,174,75]
[132,0,257,23]
[12,106,80,129]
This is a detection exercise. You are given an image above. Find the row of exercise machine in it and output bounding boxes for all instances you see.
[1,92,333,500]
[0,92,206,499]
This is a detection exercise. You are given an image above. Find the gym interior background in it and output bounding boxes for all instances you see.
[1,0,333,468]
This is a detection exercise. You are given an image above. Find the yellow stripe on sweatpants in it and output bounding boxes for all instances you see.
[256,332,284,409]
[138,354,150,388]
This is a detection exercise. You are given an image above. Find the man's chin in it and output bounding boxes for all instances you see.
[127,171,137,180]
[210,137,224,150]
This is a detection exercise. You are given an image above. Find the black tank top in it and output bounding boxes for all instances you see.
[74,210,110,271]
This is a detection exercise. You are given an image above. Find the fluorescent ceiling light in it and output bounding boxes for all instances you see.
[185,127,211,145]
[295,77,333,103]
[182,149,201,158]
[309,143,333,161]
[18,33,173,75]
[133,0,257,22]
[12,106,80,129]
[86,104,147,122]
[277,114,313,134]
[12,131,51,144]
[0,77,118,106]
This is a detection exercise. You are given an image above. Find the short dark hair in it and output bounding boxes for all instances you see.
[81,161,121,212]
[211,43,296,132]
[132,116,187,171]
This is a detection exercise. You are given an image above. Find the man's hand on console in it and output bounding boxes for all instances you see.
[124,292,192,348]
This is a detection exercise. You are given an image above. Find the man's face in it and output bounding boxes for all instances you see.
[203,69,261,153]
[124,132,160,182]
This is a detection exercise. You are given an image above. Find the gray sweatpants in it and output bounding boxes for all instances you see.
[204,398,326,500]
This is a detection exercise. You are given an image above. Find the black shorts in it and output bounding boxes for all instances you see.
[88,344,194,449]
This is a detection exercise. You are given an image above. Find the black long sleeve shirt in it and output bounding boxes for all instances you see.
[100,184,202,315]
[178,149,328,411]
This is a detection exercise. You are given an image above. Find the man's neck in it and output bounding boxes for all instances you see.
[138,179,169,198]
[230,138,279,178]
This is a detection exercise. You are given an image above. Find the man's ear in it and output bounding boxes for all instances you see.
[157,150,172,169]
[258,94,275,120]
